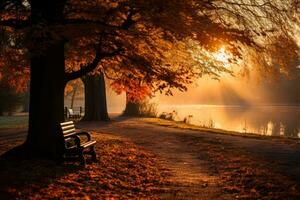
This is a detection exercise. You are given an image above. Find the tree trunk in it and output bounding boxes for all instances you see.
[123,96,157,117]
[123,101,141,116]
[70,85,78,109]
[123,93,143,116]
[24,0,67,159]
[25,42,66,159]
[82,72,110,121]
[22,89,29,112]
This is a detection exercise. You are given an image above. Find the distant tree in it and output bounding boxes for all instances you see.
[0,83,23,115]
[64,79,84,109]
[239,34,300,81]
[0,47,29,115]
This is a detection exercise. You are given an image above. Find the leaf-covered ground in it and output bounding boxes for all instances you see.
[183,135,300,199]
[1,118,300,199]
[0,133,174,199]
[79,118,300,199]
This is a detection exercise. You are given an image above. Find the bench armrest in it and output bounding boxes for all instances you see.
[76,131,91,141]
[64,134,81,149]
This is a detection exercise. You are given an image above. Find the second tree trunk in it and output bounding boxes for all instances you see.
[82,72,109,121]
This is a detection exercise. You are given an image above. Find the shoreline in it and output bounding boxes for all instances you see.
[141,117,300,142]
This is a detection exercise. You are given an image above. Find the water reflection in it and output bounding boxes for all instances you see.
[158,105,300,138]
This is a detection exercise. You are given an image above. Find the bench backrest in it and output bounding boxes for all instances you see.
[60,121,76,137]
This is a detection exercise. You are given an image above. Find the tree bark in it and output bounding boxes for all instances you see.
[25,42,66,159]
[123,101,141,116]
[22,89,29,112]
[70,85,78,109]
[24,0,67,159]
[82,72,110,121]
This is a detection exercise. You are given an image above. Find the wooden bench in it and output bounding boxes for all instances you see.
[67,108,81,119]
[60,121,97,166]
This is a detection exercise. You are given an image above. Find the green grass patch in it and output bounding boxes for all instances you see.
[0,115,28,129]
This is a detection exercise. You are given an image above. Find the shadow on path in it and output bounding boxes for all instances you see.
[0,150,82,199]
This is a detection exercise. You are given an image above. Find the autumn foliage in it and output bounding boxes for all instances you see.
[1,1,299,101]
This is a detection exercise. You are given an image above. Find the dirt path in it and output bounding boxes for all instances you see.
[78,117,300,198]
[79,119,225,199]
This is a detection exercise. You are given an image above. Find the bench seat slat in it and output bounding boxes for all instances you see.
[63,128,76,135]
[64,132,78,138]
[61,121,74,126]
[61,124,75,131]
[81,140,96,148]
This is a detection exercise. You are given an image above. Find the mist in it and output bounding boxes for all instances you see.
[154,71,300,106]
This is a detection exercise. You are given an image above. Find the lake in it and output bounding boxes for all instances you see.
[157,105,300,138]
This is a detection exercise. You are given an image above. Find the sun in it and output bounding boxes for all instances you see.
[213,46,231,65]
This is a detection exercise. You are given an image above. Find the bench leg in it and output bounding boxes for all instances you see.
[79,150,86,166]
[90,146,97,162]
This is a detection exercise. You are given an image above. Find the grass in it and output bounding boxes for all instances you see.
[141,117,300,141]
[141,117,252,135]
[0,115,28,129]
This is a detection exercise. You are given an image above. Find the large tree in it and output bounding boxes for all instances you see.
[0,0,298,159]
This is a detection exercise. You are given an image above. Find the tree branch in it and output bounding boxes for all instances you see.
[65,48,123,82]
[121,8,136,30]
[63,8,136,30]
[0,7,136,30]
[62,18,120,29]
